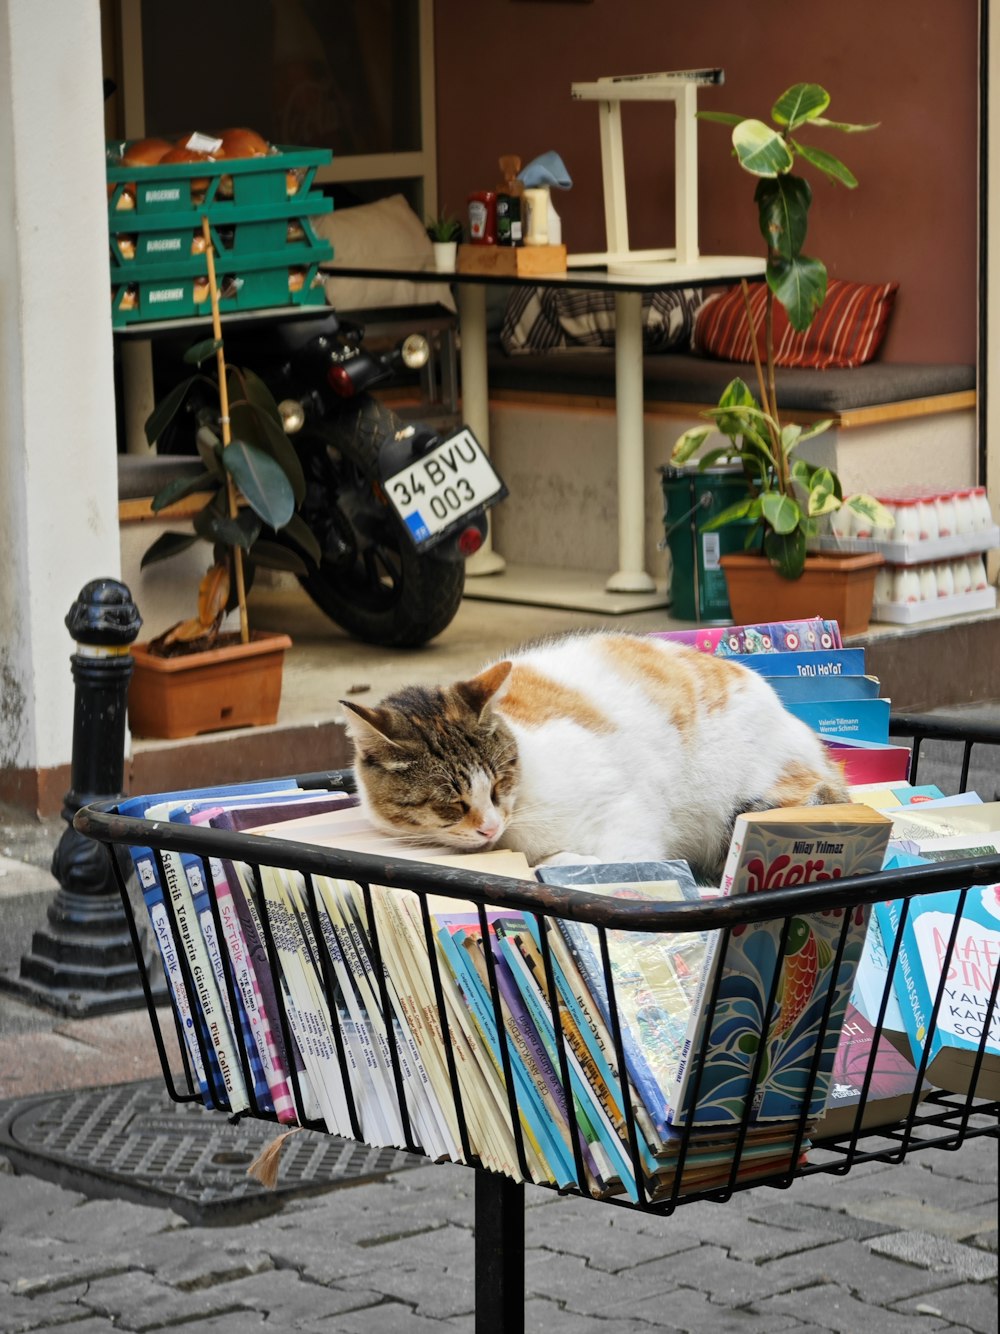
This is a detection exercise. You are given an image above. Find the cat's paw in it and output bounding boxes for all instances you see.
[535,850,602,868]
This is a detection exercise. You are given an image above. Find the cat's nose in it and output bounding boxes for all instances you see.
[477,817,502,841]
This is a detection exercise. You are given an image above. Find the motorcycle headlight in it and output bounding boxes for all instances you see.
[278,399,306,434]
[400,334,430,371]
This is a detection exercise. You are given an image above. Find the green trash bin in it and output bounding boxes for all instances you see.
[660,463,755,624]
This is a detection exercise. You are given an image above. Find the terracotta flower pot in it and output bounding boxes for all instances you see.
[128,631,292,740]
[720,552,884,639]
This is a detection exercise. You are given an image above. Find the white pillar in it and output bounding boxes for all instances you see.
[0,0,121,802]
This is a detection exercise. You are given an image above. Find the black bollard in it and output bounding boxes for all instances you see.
[1,579,164,1016]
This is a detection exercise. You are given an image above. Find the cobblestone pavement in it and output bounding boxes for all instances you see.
[1,1112,996,1333]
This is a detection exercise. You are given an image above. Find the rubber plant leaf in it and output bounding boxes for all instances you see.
[240,367,284,425]
[140,530,199,569]
[771,84,830,133]
[764,526,808,579]
[754,175,811,262]
[193,502,263,551]
[792,141,858,189]
[274,512,322,567]
[196,426,225,479]
[183,337,222,366]
[249,538,311,575]
[732,119,794,178]
[696,110,748,126]
[767,253,828,332]
[223,440,296,530]
[144,374,198,447]
[150,468,216,513]
[229,398,306,505]
[760,490,801,535]
[198,562,231,625]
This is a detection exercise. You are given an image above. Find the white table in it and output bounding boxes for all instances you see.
[314,257,766,607]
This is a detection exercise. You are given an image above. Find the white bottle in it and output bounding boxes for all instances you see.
[918,564,938,601]
[935,561,955,598]
[893,500,920,544]
[874,566,895,604]
[952,558,973,594]
[829,504,853,540]
[522,187,550,246]
[954,489,976,536]
[972,486,993,529]
[916,497,939,542]
[892,567,921,604]
[872,501,895,542]
[970,553,989,590]
[935,491,957,538]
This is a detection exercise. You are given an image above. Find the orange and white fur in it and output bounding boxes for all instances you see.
[341,632,848,878]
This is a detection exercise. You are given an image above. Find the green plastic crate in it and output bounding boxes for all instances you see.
[107,144,334,327]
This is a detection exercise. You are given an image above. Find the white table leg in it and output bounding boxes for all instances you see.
[606,289,656,593]
[457,283,506,577]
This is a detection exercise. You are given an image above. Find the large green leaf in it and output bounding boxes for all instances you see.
[696,110,748,126]
[249,539,311,576]
[276,512,322,566]
[241,367,284,425]
[670,426,713,466]
[700,496,758,532]
[144,374,197,447]
[732,119,794,177]
[193,503,263,550]
[760,490,801,535]
[807,469,841,517]
[697,446,741,472]
[223,440,296,530]
[844,493,896,530]
[764,526,808,579]
[183,337,222,366]
[140,530,199,569]
[767,254,827,332]
[793,141,858,188]
[754,174,811,261]
[229,398,306,505]
[772,84,830,132]
[795,419,834,446]
[150,468,217,512]
[780,423,803,455]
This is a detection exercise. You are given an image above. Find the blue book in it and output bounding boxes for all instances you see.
[727,649,866,678]
[768,675,881,704]
[783,697,891,745]
[875,875,1000,1100]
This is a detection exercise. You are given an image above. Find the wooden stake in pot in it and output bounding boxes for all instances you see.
[201,215,250,645]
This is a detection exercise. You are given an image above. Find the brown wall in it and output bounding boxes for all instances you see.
[433,0,978,365]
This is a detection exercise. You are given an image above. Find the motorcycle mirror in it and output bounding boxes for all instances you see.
[278,399,306,434]
[400,334,430,371]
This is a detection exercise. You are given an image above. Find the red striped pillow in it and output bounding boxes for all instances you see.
[692,279,898,369]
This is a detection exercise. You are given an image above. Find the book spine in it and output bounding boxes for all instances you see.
[162,850,249,1113]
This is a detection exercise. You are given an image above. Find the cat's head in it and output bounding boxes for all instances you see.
[341,661,519,851]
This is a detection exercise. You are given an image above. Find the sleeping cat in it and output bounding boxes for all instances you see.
[340,631,848,878]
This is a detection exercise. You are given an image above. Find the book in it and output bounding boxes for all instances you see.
[824,736,911,784]
[848,782,947,809]
[765,674,882,703]
[782,697,891,745]
[816,1001,923,1137]
[875,880,1000,1100]
[668,804,892,1127]
[726,649,867,678]
[650,618,843,657]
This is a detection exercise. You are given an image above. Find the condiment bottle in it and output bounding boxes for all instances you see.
[523,187,550,246]
[468,191,497,244]
[496,155,524,247]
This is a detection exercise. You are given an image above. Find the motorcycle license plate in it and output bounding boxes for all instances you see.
[383,428,506,549]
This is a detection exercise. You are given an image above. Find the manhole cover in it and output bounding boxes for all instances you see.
[0,1079,421,1224]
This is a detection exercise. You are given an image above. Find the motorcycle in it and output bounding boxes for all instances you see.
[156,311,506,647]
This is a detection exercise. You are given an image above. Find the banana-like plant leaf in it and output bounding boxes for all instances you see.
[144,374,197,446]
[248,539,311,575]
[761,490,801,535]
[764,525,808,579]
[701,496,759,532]
[150,468,216,512]
[183,337,222,365]
[140,530,199,569]
[810,116,880,134]
[844,493,896,530]
[790,457,818,486]
[223,440,296,530]
[767,254,827,332]
[792,141,858,188]
[697,446,741,472]
[696,110,748,126]
[276,512,322,566]
[670,426,713,465]
[754,174,811,261]
[795,419,835,445]
[732,119,794,177]
[780,424,803,455]
[772,83,830,132]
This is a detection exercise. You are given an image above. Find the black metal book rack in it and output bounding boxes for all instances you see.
[74,718,1000,1334]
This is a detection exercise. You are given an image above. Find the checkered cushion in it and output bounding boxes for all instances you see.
[500,285,702,354]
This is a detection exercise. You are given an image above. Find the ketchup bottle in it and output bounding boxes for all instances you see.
[467,191,497,244]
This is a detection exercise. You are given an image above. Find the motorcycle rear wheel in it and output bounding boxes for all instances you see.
[295,401,466,648]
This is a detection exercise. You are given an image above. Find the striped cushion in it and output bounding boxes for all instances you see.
[692,279,898,369]
[501,285,702,354]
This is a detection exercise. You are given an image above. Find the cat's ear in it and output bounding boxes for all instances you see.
[340,700,402,748]
[454,661,512,718]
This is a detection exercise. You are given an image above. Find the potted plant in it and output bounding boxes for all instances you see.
[426,210,463,271]
[670,83,892,636]
[129,219,320,739]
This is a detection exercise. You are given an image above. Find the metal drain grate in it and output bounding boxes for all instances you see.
[0,1080,422,1224]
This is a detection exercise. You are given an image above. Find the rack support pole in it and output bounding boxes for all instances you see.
[475,1172,525,1334]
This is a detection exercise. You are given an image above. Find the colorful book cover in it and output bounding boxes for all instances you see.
[766,674,881,704]
[824,736,911,785]
[783,697,891,745]
[726,649,866,678]
[650,617,843,657]
[875,879,1000,1101]
[817,1000,922,1137]
[668,804,892,1127]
